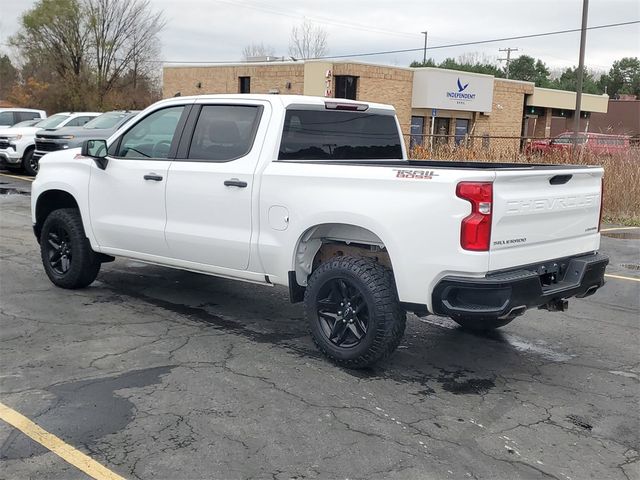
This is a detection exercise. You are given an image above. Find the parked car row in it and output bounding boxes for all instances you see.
[0,108,139,175]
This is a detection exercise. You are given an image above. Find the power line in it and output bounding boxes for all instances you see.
[161,19,639,64]
[314,20,639,60]
[213,0,419,39]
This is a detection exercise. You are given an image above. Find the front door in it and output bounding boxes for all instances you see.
[165,102,267,270]
[89,105,187,257]
[434,117,450,146]
[454,118,469,145]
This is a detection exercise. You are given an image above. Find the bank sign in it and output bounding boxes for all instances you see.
[447,78,475,103]
[412,68,494,113]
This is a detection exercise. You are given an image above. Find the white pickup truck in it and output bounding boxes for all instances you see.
[32,95,608,368]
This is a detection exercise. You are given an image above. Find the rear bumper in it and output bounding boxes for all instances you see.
[432,252,608,319]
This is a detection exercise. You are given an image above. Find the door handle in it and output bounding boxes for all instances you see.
[144,173,163,181]
[224,178,248,188]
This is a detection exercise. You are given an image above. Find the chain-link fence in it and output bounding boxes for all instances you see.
[405,134,525,160]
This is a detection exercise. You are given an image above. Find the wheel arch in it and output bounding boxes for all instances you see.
[290,223,394,298]
[34,190,80,242]
[22,144,35,158]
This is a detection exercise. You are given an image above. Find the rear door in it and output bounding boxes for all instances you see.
[164,100,269,270]
[489,167,603,271]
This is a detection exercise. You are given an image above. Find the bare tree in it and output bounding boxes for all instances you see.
[11,0,89,83]
[242,42,276,60]
[10,0,164,110]
[86,0,164,106]
[288,20,328,59]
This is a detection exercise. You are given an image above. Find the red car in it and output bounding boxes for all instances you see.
[526,132,630,155]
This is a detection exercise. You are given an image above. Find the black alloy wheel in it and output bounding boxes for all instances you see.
[45,225,73,275]
[304,256,406,368]
[40,208,101,289]
[316,277,369,348]
[23,150,38,176]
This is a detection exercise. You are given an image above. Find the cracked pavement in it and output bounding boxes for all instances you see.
[0,175,638,480]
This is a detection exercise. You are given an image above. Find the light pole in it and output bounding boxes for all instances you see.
[421,31,428,64]
[573,0,589,151]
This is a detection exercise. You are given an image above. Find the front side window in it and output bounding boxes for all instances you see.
[278,109,403,160]
[0,112,15,124]
[187,105,261,161]
[116,106,185,159]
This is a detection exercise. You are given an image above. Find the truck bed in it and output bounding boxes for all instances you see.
[277,159,598,170]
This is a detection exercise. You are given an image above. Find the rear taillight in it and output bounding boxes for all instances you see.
[456,182,493,251]
[598,177,604,232]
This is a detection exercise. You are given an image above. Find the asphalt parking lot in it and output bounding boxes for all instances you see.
[0,172,638,480]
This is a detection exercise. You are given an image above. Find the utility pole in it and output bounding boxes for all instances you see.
[499,47,519,79]
[421,31,428,64]
[573,0,589,151]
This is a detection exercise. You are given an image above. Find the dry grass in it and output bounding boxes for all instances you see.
[408,140,640,226]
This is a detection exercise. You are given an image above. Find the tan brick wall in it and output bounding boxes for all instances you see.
[162,64,305,97]
[473,79,534,152]
[332,63,414,135]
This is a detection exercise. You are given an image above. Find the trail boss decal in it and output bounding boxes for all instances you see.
[393,169,439,180]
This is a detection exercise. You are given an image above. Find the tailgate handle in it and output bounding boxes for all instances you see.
[549,174,573,185]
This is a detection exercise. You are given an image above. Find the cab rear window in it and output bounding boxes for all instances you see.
[278,109,402,160]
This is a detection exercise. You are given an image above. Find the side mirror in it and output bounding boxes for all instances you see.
[82,139,108,170]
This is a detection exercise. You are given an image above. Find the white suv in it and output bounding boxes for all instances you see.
[0,108,46,128]
[0,111,100,175]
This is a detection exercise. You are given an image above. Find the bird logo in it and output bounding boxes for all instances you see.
[457,78,469,92]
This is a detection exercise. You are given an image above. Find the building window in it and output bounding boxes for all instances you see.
[454,119,469,146]
[335,76,358,100]
[239,77,250,94]
[410,116,424,148]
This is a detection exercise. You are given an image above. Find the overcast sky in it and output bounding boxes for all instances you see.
[1,0,638,73]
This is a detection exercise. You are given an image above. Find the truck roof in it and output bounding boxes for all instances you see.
[156,94,397,113]
[0,108,46,114]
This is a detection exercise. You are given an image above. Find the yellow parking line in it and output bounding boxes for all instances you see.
[0,172,34,182]
[0,402,125,480]
[601,227,639,232]
[605,273,640,283]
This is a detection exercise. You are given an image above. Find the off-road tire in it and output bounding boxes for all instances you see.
[22,149,38,176]
[451,316,515,331]
[304,256,406,368]
[40,208,101,289]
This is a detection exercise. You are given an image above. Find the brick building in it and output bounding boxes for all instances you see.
[163,60,609,148]
[589,97,640,142]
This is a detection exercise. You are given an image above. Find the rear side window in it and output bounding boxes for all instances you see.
[17,111,40,122]
[66,116,94,127]
[187,105,261,162]
[278,109,403,160]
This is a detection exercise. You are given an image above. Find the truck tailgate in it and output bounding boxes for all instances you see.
[489,167,603,271]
